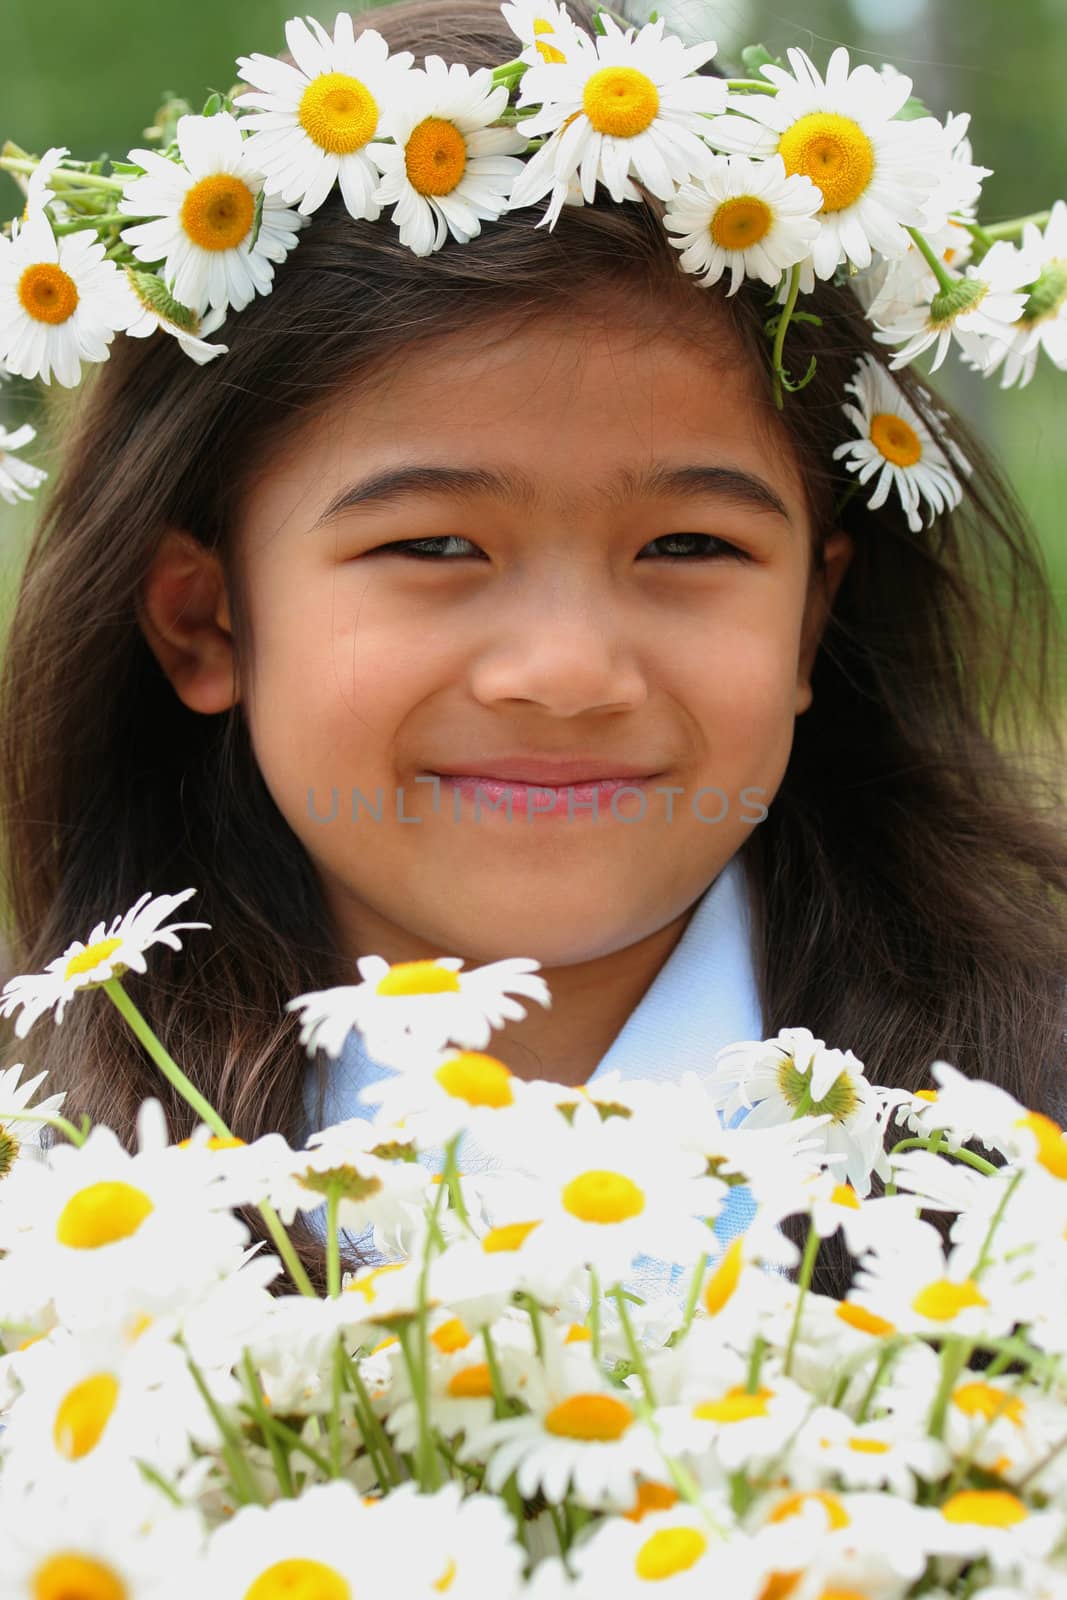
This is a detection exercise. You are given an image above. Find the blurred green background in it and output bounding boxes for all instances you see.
[1,0,1065,651]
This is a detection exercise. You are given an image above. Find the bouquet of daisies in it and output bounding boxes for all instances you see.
[0,889,1066,1599]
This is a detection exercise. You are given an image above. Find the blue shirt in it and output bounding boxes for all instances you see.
[303,852,764,1298]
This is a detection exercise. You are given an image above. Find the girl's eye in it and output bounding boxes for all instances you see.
[373,533,748,561]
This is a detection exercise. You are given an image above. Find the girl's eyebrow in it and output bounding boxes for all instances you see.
[312,461,794,529]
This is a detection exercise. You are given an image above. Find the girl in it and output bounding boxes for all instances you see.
[1,0,1065,1295]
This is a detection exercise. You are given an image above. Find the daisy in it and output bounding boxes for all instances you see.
[372,1483,526,1600]
[848,1217,1016,1340]
[463,1351,662,1509]
[872,238,1035,373]
[117,112,305,315]
[706,46,946,278]
[706,1027,895,1196]
[567,1503,755,1596]
[370,56,528,257]
[506,14,727,231]
[385,1320,541,1452]
[831,355,969,533]
[267,1118,431,1242]
[0,887,210,1038]
[359,1046,533,1153]
[789,1406,949,1498]
[0,209,139,387]
[233,15,417,221]
[920,110,992,235]
[286,953,550,1067]
[123,271,230,364]
[501,0,587,68]
[979,201,1067,389]
[0,421,47,504]
[662,152,822,294]
[0,1062,66,1177]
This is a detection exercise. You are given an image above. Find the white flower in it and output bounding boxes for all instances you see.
[0,1062,66,1175]
[268,1117,431,1240]
[848,1217,1016,1339]
[118,112,305,315]
[0,210,139,387]
[706,1027,893,1196]
[872,238,1035,373]
[507,14,726,231]
[370,56,527,256]
[662,153,822,294]
[920,110,992,234]
[0,421,47,505]
[908,1061,1026,1157]
[568,1503,752,1594]
[359,1046,532,1151]
[790,1406,949,1497]
[287,953,550,1067]
[464,1351,661,1509]
[831,355,969,533]
[706,46,946,278]
[501,0,587,68]
[0,887,210,1038]
[0,1124,248,1325]
[373,1483,526,1600]
[978,201,1067,389]
[234,17,417,221]
[122,276,230,364]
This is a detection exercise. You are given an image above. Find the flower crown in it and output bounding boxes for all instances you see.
[1,1,1065,535]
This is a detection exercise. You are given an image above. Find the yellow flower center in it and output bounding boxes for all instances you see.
[404,118,468,197]
[33,1554,127,1600]
[1015,1110,1067,1179]
[759,1577,801,1600]
[835,1300,895,1337]
[564,1322,592,1344]
[481,1220,540,1252]
[768,1490,850,1530]
[634,1526,707,1581]
[446,1362,494,1399]
[64,936,123,981]
[940,1490,1028,1527]
[376,959,462,996]
[53,1373,119,1460]
[344,1261,406,1302]
[911,1278,988,1321]
[846,1436,890,1454]
[56,1181,154,1249]
[177,1135,247,1150]
[244,1561,351,1600]
[17,262,80,326]
[709,196,773,251]
[433,1558,458,1594]
[431,1317,472,1354]
[953,1381,1025,1426]
[582,66,660,138]
[624,1480,679,1521]
[298,72,379,154]
[179,174,257,252]
[693,1385,772,1423]
[778,111,874,213]
[704,1236,744,1315]
[533,19,567,64]
[545,1392,634,1440]
[777,1055,857,1121]
[830,1183,861,1210]
[870,412,922,468]
[561,1168,644,1224]
[915,1088,938,1102]
[434,1052,514,1108]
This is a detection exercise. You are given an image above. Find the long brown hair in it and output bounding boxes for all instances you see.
[2,0,1065,1291]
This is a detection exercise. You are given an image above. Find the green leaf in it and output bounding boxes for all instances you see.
[896,93,933,122]
[592,7,607,33]
[741,43,784,74]
[648,8,659,19]
[202,92,222,117]
[248,187,265,253]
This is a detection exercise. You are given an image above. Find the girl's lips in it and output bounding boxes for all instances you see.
[432,773,658,818]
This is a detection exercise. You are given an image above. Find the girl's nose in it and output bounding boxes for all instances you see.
[466,577,650,717]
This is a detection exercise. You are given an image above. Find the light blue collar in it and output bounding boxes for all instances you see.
[305,851,763,1126]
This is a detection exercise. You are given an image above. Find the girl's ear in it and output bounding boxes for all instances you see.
[138,528,239,715]
[795,528,854,716]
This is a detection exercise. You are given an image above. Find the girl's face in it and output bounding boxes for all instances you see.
[228,305,851,969]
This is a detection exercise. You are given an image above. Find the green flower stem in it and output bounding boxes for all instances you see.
[783,1221,820,1378]
[905,226,957,296]
[677,1252,708,1340]
[853,1344,896,1424]
[518,1292,545,1359]
[254,1412,334,1478]
[611,1287,655,1408]
[589,1267,602,1363]
[52,211,143,234]
[101,977,316,1297]
[240,1348,295,1496]
[343,1348,404,1486]
[770,262,802,411]
[184,1345,264,1506]
[928,1337,973,1439]
[980,211,1050,243]
[2,1107,89,1147]
[325,1185,342,1299]
[725,78,778,93]
[397,1320,439,1490]
[441,1135,470,1229]
[745,1335,767,1395]
[482,1324,529,1550]
[972,1170,1022,1280]
[136,1458,185,1507]
[0,155,127,193]
[887,1136,997,1177]
[329,1336,345,1476]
